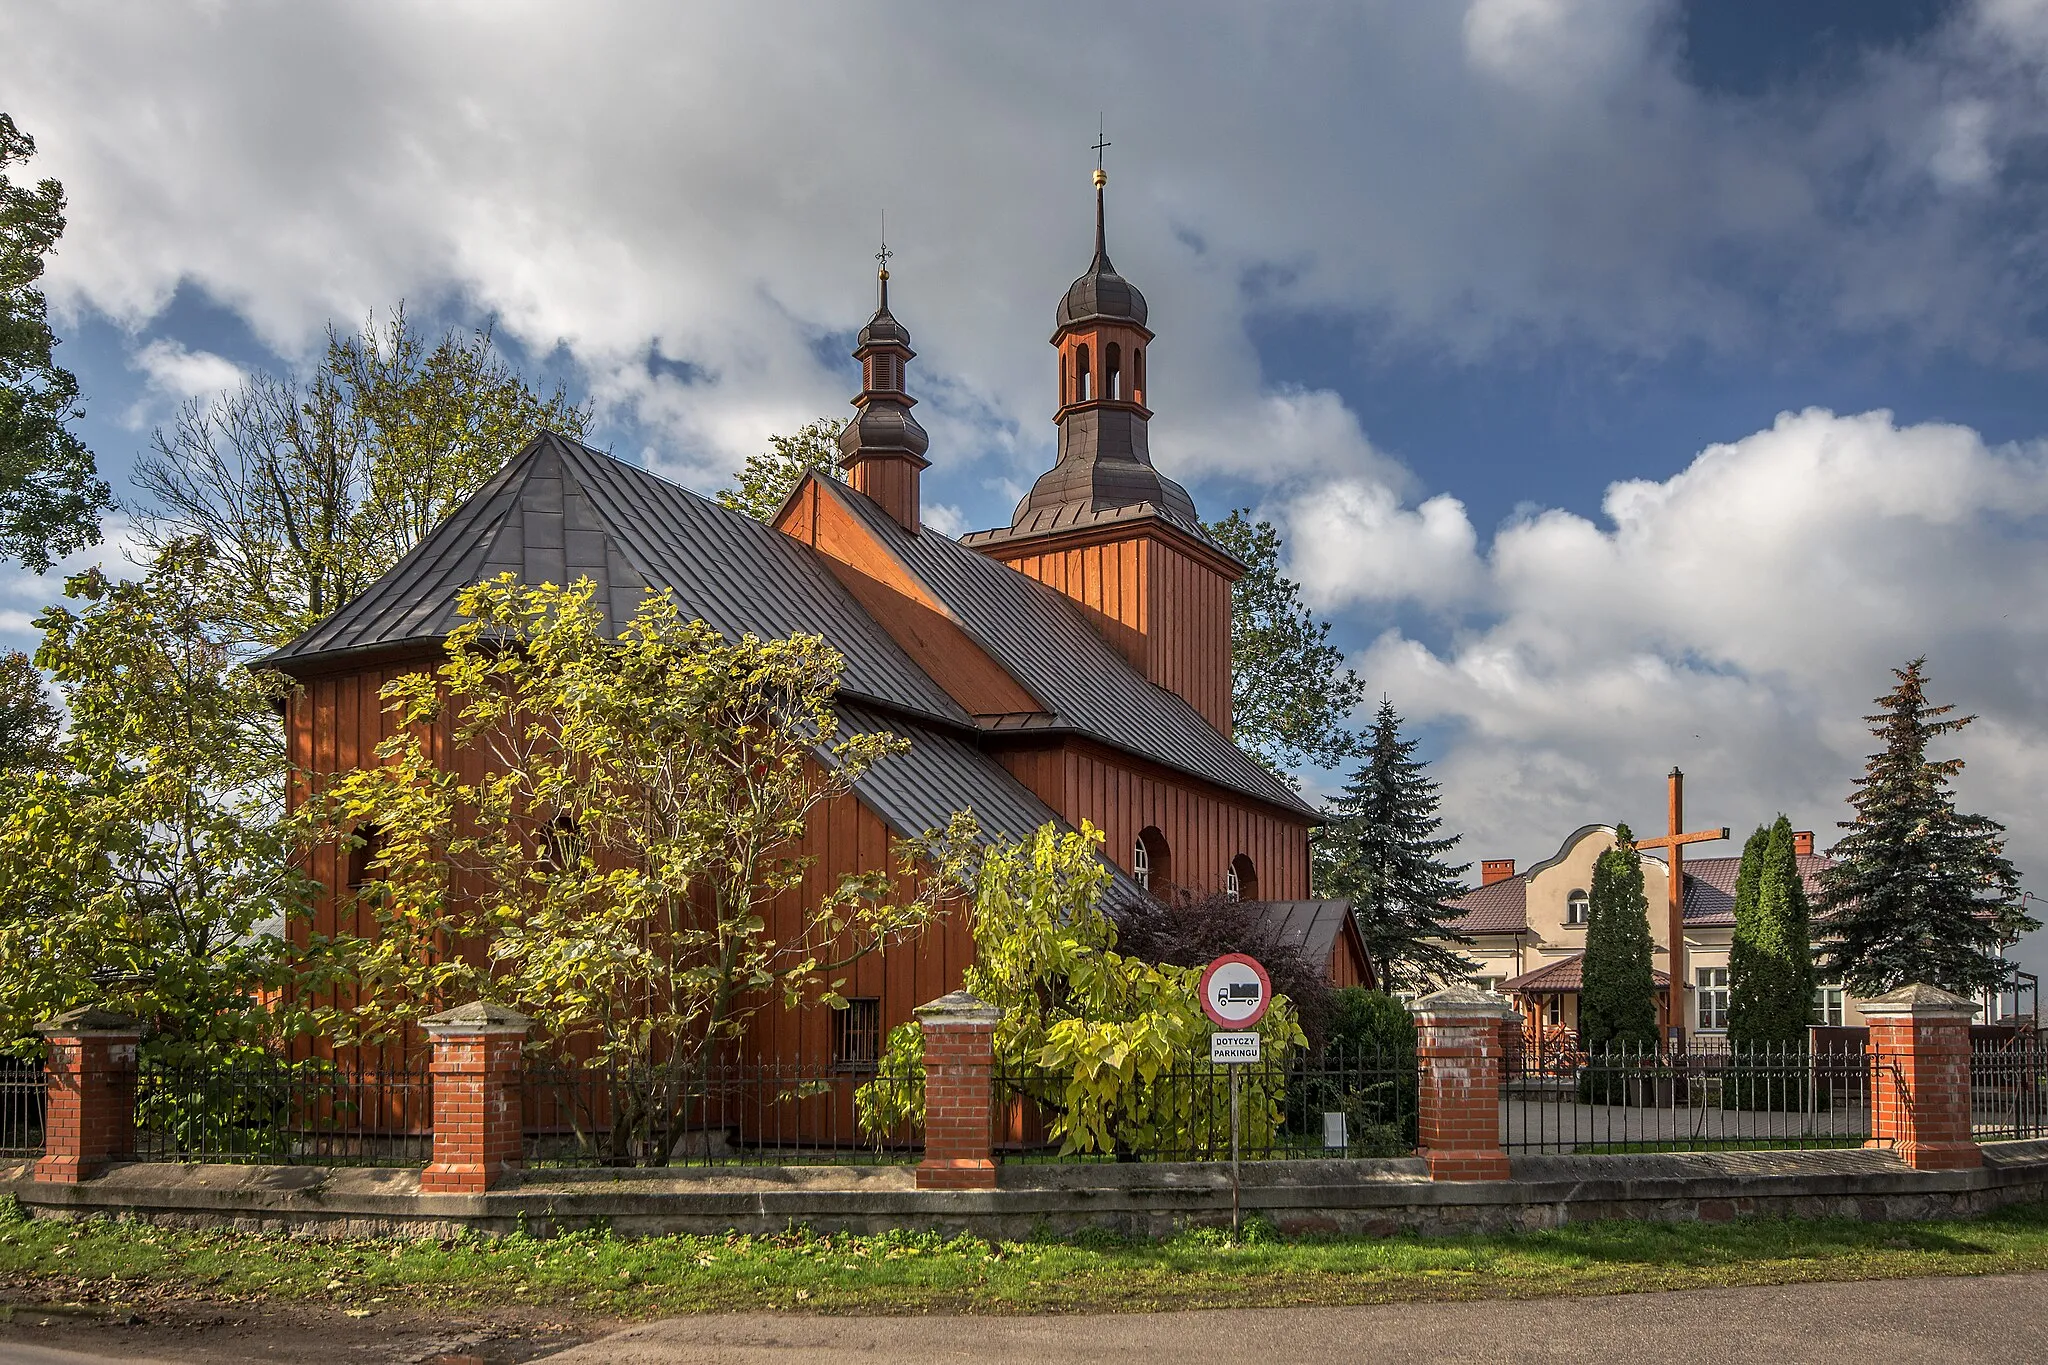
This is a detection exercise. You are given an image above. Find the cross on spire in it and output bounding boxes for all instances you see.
[1093,115,1111,171]
[877,212,892,280]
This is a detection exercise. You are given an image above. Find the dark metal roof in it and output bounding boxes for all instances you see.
[1056,187,1148,331]
[960,499,1240,568]
[1245,899,1369,978]
[261,435,969,727]
[818,478,1312,816]
[836,701,1062,845]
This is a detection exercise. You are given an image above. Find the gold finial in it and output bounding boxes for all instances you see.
[1093,116,1110,187]
[1093,167,1107,188]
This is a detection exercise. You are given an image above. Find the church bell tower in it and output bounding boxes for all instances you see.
[962,160,1242,736]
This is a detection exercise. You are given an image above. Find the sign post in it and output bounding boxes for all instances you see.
[1200,954,1273,1239]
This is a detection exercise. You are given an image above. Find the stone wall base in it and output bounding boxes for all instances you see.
[3,1142,2043,1243]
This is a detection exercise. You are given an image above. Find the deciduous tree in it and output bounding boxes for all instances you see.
[0,113,110,570]
[859,823,1305,1159]
[0,649,59,774]
[135,306,589,650]
[311,574,953,1163]
[1313,697,1472,990]
[715,418,847,522]
[1817,659,2034,996]
[1204,510,1364,778]
[0,541,309,1058]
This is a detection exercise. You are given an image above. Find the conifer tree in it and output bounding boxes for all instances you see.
[1817,659,2035,996]
[1314,698,1472,991]
[1578,824,1659,1056]
[1728,817,1815,1049]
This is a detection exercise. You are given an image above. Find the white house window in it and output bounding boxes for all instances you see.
[1814,984,1846,1027]
[1133,837,1150,890]
[1543,996,1563,1027]
[1566,890,1590,926]
[1697,967,1730,1031]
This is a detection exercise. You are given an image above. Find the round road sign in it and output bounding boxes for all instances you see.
[1199,953,1272,1030]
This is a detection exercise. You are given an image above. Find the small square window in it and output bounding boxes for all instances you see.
[834,998,882,1071]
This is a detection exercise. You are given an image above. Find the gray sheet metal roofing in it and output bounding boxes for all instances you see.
[834,701,1064,847]
[262,435,970,728]
[816,478,1313,816]
[1244,899,1359,967]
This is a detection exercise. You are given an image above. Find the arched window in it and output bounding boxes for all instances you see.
[541,812,587,874]
[1059,353,1069,407]
[1566,889,1590,926]
[1229,854,1258,903]
[1075,344,1092,401]
[345,824,381,892]
[1134,826,1170,894]
[1133,346,1145,403]
[1105,342,1122,400]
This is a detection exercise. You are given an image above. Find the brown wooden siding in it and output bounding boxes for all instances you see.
[991,737,1311,901]
[985,528,1235,735]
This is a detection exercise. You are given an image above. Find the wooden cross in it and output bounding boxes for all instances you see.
[1631,767,1729,1046]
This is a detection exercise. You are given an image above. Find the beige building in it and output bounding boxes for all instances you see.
[1433,825,1856,1041]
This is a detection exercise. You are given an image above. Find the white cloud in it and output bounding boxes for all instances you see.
[124,339,246,428]
[1285,482,1483,610]
[1309,411,2048,949]
[3,2,2047,494]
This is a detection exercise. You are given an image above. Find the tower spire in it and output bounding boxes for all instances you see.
[839,234,928,533]
[1092,117,1111,265]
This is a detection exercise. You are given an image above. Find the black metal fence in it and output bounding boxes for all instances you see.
[521,1060,922,1167]
[993,1048,1418,1163]
[0,1062,43,1160]
[1503,1042,1874,1154]
[133,1059,433,1166]
[1972,1038,2047,1142]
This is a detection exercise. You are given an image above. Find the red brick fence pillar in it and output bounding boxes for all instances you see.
[33,1008,143,1184]
[421,1002,529,1194]
[1863,983,1982,1172]
[1413,984,1517,1182]
[915,990,1000,1190]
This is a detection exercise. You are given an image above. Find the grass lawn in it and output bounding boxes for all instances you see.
[2,1195,2047,1318]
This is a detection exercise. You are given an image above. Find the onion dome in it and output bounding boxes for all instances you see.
[1056,170,1149,330]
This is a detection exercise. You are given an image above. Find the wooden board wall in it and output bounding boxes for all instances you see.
[285,657,975,1068]
[993,738,1311,901]
[984,530,1235,735]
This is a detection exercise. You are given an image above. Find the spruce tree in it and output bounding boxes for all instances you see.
[1314,698,1472,991]
[1817,659,2036,996]
[1578,824,1659,1056]
[1728,817,1816,1049]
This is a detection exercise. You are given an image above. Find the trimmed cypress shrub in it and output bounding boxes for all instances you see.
[1578,825,1660,1103]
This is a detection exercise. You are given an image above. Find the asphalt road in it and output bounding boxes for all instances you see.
[1,1271,2042,1364]
[550,1271,2048,1365]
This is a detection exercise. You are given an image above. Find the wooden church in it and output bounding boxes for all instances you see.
[265,170,1371,1066]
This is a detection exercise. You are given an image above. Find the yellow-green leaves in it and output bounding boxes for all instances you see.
[307,575,949,1163]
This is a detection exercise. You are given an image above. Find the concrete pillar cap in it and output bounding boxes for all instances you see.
[34,1006,145,1036]
[914,990,1000,1026]
[1411,983,1519,1020]
[420,1000,533,1036]
[1858,982,1980,1020]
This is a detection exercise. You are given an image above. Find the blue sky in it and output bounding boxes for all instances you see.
[5,0,2046,988]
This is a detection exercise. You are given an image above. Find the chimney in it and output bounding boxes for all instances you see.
[1793,831,1814,857]
[1481,858,1516,887]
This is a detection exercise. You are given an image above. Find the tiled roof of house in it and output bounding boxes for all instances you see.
[1678,853,1831,926]
[1443,851,1833,935]
[1443,874,1529,935]
[1501,953,1672,993]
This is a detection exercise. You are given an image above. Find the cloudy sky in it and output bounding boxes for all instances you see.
[4,0,2045,983]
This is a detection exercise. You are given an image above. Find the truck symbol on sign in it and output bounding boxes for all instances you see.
[1219,982,1262,1004]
